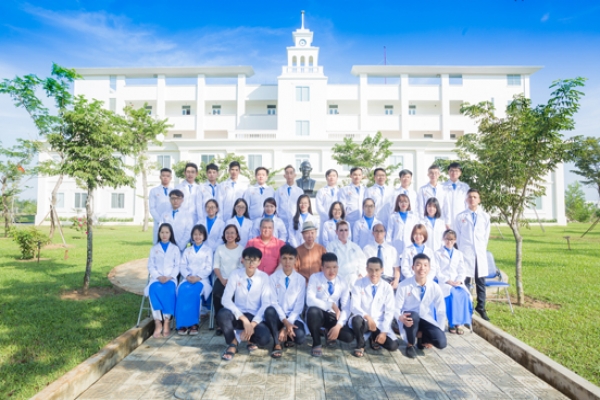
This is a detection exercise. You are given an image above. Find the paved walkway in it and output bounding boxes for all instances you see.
[108,258,148,296]
[78,320,568,400]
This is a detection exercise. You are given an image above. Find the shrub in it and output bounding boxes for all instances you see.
[70,216,88,231]
[10,227,50,259]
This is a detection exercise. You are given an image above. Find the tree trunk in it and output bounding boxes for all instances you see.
[1,177,9,237]
[509,223,525,306]
[141,161,149,232]
[83,188,94,294]
[48,173,64,239]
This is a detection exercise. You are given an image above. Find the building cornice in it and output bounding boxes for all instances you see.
[73,66,255,78]
[351,65,543,76]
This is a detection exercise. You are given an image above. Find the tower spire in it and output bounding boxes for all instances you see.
[301,10,305,29]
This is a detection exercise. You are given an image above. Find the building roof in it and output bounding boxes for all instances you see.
[350,65,543,76]
[74,66,255,78]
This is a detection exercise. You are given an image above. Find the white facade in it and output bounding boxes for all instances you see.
[35,17,565,225]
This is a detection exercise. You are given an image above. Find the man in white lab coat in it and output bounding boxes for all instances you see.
[149,168,172,242]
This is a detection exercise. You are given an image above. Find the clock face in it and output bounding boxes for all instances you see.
[299,39,306,46]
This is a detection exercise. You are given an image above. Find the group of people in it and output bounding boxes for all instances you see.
[146,160,491,360]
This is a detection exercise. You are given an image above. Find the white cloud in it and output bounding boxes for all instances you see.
[541,13,550,22]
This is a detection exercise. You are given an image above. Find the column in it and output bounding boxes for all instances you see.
[415,150,427,187]
[116,75,126,115]
[156,74,165,118]
[196,74,205,139]
[358,74,368,130]
[440,73,450,140]
[236,74,246,128]
[400,74,409,139]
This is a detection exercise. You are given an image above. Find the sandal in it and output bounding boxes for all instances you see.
[247,343,258,352]
[311,346,323,357]
[189,325,199,336]
[177,327,189,336]
[271,345,283,359]
[326,340,337,348]
[448,326,457,334]
[369,337,381,351]
[222,343,238,361]
[353,348,365,358]
[456,327,465,335]
[284,341,295,348]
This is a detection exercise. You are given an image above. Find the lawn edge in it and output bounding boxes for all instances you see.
[30,317,153,400]
[473,315,600,400]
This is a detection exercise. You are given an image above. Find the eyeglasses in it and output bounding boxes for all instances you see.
[243,258,261,264]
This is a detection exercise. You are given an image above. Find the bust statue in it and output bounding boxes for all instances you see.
[296,161,316,197]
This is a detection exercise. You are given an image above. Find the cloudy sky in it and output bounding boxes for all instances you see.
[1,0,599,199]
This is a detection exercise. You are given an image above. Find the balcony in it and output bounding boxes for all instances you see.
[204,115,236,131]
[405,85,440,101]
[366,85,400,101]
[166,115,196,131]
[165,85,196,101]
[233,132,277,140]
[327,132,366,141]
[238,114,277,130]
[363,115,401,131]
[326,115,359,132]
[327,85,359,100]
[407,115,441,131]
[204,85,237,101]
[281,66,324,75]
[122,85,157,101]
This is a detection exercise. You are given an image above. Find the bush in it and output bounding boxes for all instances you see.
[10,227,50,259]
[70,216,88,231]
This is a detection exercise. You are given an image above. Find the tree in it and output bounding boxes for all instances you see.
[0,64,80,239]
[565,182,595,222]
[122,104,172,232]
[49,96,134,293]
[331,132,401,185]
[172,153,254,184]
[455,77,585,306]
[0,140,37,236]
[570,136,600,200]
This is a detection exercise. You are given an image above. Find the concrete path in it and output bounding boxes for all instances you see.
[108,258,148,295]
[78,319,568,400]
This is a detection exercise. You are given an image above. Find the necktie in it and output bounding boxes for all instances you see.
[260,187,264,195]
[433,187,436,196]
[372,284,377,298]
[355,186,359,194]
[378,186,384,196]
[328,281,334,295]
[172,210,178,219]
[163,187,167,196]
[377,244,383,262]
[188,184,192,193]
[452,183,456,190]
[231,181,235,188]
[472,212,477,226]
[330,188,334,196]
[247,278,252,291]
[285,276,290,289]
[287,186,291,196]
[404,189,408,195]
[211,184,215,197]
[420,285,426,300]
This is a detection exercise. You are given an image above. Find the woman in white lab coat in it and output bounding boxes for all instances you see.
[386,193,419,256]
[400,224,436,281]
[250,197,288,242]
[421,197,446,252]
[352,198,381,249]
[225,198,253,247]
[197,199,225,252]
[288,194,318,247]
[321,201,351,248]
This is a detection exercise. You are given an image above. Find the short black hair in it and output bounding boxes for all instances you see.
[190,224,208,244]
[160,168,172,175]
[242,246,263,260]
[169,189,184,198]
[448,162,462,171]
[185,162,198,173]
[321,252,338,265]
[399,169,412,178]
[325,169,338,177]
[284,164,295,172]
[350,167,363,175]
[221,224,241,243]
[205,198,219,212]
[413,253,431,265]
[467,188,480,195]
[206,163,218,172]
[280,244,297,258]
[428,164,441,172]
[328,201,345,220]
[229,161,241,169]
[373,167,386,176]
[255,166,269,175]
[366,256,383,268]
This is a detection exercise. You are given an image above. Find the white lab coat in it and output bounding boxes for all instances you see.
[288,213,319,247]
[321,219,352,249]
[315,186,340,232]
[326,238,367,286]
[391,187,418,214]
[352,216,381,249]
[224,216,253,247]
[159,208,194,252]
[251,215,288,243]
[149,185,171,243]
[274,184,303,231]
[145,242,180,296]
[420,216,446,253]
[243,184,275,221]
[176,181,201,223]
[454,208,490,278]
[400,244,437,281]
[442,180,469,227]
[434,246,471,299]
[350,277,396,340]
[217,178,248,222]
[386,211,419,256]
[269,269,306,327]
[339,184,366,225]
[196,182,220,221]
[364,184,395,228]
[417,183,448,222]
[197,216,225,252]
[179,244,213,299]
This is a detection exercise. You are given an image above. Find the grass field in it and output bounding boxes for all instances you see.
[0,223,599,399]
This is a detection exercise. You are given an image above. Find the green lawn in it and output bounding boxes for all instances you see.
[0,223,599,399]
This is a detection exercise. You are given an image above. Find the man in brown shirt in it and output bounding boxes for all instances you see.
[295,221,327,281]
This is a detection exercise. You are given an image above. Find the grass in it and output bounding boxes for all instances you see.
[486,223,600,386]
[0,223,599,398]
[0,226,152,399]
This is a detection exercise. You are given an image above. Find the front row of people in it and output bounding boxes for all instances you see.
[146,221,473,359]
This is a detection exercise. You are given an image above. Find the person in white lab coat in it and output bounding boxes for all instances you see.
[400,224,437,281]
[455,189,491,320]
[386,193,419,256]
[339,257,399,357]
[321,201,351,248]
[146,223,180,338]
[364,168,394,228]
[316,169,340,233]
[416,164,447,221]
[197,199,225,252]
[421,197,446,252]
[395,253,447,358]
[218,161,248,222]
[352,198,381,249]
[392,169,417,212]
[224,198,253,247]
[442,162,470,228]
[149,168,172,243]
[339,167,366,226]
[250,197,288,242]
[288,194,318,247]
[175,162,200,223]
[274,165,304,232]
[196,163,220,222]
[363,223,400,289]
[326,221,366,286]
[243,167,275,220]
[158,189,193,252]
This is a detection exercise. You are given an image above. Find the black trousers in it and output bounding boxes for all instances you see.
[402,311,446,349]
[263,306,307,346]
[212,279,226,317]
[340,315,399,350]
[306,307,353,347]
[466,260,486,311]
[216,308,271,347]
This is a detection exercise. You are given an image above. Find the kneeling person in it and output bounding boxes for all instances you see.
[341,257,399,357]
[218,247,273,361]
[263,245,307,358]
[395,254,447,358]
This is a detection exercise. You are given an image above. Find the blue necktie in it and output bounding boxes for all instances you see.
[355,186,359,194]
[232,181,235,188]
[247,278,252,291]
[328,281,334,295]
[378,186,384,196]
[285,276,289,289]
[330,188,334,196]
[188,184,192,193]
[432,187,436,196]
[287,186,291,196]
[260,187,264,195]
[163,187,167,196]
[452,183,456,190]
[377,244,383,262]
[211,185,215,197]
[372,284,377,298]
[172,210,178,219]
[472,212,477,226]
[420,285,426,300]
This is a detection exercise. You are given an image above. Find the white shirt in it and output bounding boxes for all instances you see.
[395,276,447,331]
[417,182,447,222]
[243,184,275,220]
[225,216,253,247]
[222,268,273,323]
[386,211,419,256]
[364,184,395,228]
[176,181,201,222]
[400,244,437,281]
[321,219,352,249]
[442,180,470,227]
[269,269,306,323]
[159,208,193,252]
[363,241,399,278]
[145,242,180,296]
[306,272,351,326]
[196,181,220,221]
[274,184,304,230]
[352,216,381,249]
[316,185,340,224]
[288,213,318,247]
[179,244,213,298]
[218,178,248,222]
[213,244,243,279]
[326,238,367,286]
[350,277,396,339]
[420,216,446,253]
[339,184,366,224]
[251,215,288,243]
[149,185,171,225]
[197,216,225,252]
[455,207,491,278]
[435,247,470,298]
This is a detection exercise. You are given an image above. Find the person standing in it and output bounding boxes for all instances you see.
[149,168,172,242]
[274,165,304,232]
[175,162,201,223]
[442,162,470,228]
[364,168,394,228]
[339,167,366,226]
[218,161,248,222]
[244,167,275,221]
[316,169,340,233]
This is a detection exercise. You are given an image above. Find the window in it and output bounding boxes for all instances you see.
[389,155,404,169]
[182,105,191,115]
[296,86,310,102]
[212,105,221,115]
[109,76,117,91]
[173,134,182,139]
[201,154,215,165]
[157,155,171,168]
[56,193,65,208]
[449,74,463,85]
[329,105,339,115]
[408,105,416,115]
[450,133,456,139]
[535,196,543,210]
[295,120,310,136]
[145,105,152,115]
[434,156,449,160]
[507,74,521,86]
[384,105,393,115]
[109,98,116,112]
[247,155,263,171]
[74,193,88,209]
[111,193,125,209]
[342,164,350,171]
[267,105,276,115]
[424,134,434,139]
[295,154,310,170]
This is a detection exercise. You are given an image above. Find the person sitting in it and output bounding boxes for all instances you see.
[400,224,437,281]
[395,254,447,358]
[295,221,327,282]
[305,253,351,357]
[321,201,351,248]
[146,223,180,338]
[363,223,400,289]
[263,245,307,358]
[340,257,399,357]
[326,220,366,286]
[250,197,288,242]
[217,247,274,361]
[245,218,285,275]
[175,224,213,336]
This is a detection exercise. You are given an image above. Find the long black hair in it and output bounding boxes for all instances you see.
[293,194,313,231]
[157,223,177,245]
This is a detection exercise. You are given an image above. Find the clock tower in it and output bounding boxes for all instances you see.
[283,10,323,76]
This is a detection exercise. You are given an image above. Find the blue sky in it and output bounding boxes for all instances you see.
[1,0,599,199]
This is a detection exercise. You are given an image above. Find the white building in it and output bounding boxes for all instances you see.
[35,14,566,225]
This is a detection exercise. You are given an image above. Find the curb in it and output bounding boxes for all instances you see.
[473,315,600,400]
[31,318,154,400]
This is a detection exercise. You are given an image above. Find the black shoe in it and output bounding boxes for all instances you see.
[405,345,417,359]
[215,328,223,336]
[476,309,490,321]
[416,338,425,350]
